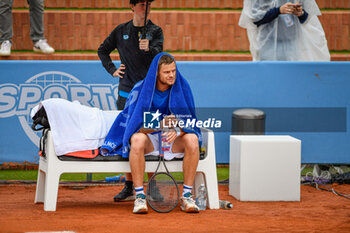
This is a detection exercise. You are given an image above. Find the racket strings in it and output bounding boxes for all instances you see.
[147,173,179,213]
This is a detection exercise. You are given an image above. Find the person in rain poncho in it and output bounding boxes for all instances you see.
[239,0,330,61]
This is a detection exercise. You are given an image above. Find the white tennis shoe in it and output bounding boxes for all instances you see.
[0,40,11,56]
[33,39,55,54]
[180,193,199,213]
[133,194,148,214]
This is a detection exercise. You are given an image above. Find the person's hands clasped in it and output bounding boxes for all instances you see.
[293,3,303,17]
[113,64,126,78]
[280,2,296,14]
[139,39,150,52]
[280,2,303,16]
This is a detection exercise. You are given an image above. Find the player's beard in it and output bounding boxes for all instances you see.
[158,78,175,87]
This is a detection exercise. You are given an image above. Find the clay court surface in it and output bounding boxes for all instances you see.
[0,184,349,233]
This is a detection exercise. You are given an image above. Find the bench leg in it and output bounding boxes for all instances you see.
[43,171,60,211]
[34,169,46,203]
[203,170,219,209]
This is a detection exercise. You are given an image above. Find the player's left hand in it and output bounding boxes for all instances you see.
[163,128,178,143]
[139,39,150,51]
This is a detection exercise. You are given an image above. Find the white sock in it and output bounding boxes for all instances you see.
[134,186,145,196]
[182,184,192,197]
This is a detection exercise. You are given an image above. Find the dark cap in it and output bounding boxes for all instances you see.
[130,0,154,4]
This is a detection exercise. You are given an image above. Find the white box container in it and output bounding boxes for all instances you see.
[229,135,301,201]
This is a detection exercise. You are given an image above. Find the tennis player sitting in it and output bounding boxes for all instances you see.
[101,52,201,214]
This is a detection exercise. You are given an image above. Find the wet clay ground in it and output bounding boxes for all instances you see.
[0,184,349,233]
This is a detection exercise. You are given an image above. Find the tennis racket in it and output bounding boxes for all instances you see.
[146,132,180,213]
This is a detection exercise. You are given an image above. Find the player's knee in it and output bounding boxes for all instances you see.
[130,133,147,151]
[184,133,199,152]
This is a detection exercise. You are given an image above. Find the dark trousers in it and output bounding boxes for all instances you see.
[0,0,45,43]
[116,96,127,110]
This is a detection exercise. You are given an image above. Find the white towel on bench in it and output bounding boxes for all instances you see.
[31,98,118,155]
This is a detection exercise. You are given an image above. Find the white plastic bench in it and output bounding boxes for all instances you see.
[34,127,220,211]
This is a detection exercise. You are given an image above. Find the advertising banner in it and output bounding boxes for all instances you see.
[1,61,350,163]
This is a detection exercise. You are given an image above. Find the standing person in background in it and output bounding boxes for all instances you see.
[0,0,55,56]
[239,0,330,61]
[97,0,163,202]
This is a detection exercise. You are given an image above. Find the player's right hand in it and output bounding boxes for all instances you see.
[113,64,126,78]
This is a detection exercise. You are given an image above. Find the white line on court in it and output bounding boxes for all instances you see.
[25,231,76,233]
